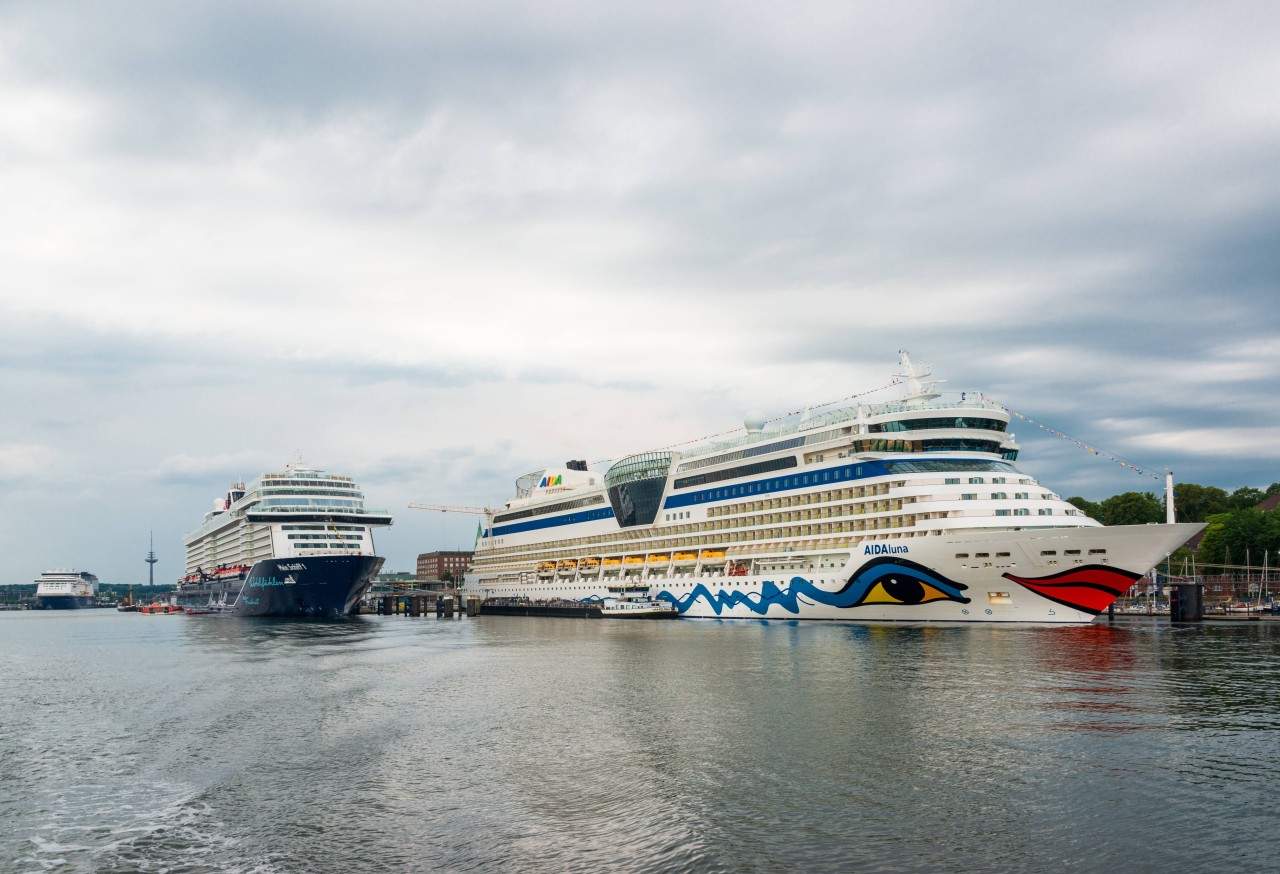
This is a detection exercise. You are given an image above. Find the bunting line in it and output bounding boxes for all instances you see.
[588,379,903,467]
[979,395,1163,481]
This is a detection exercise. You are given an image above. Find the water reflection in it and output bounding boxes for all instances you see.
[178,614,381,656]
[3,612,1278,873]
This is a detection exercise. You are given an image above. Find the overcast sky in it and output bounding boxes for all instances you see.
[3,0,1278,585]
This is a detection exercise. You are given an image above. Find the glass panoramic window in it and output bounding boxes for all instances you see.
[869,416,1007,434]
[885,460,1020,475]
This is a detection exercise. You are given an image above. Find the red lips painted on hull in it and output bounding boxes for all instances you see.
[1002,565,1142,615]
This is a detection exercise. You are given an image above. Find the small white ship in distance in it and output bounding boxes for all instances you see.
[34,570,98,609]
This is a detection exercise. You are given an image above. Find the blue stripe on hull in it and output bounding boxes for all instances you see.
[490,506,615,537]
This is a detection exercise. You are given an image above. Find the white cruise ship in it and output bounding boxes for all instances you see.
[461,353,1202,623]
[34,569,98,609]
[178,458,393,617]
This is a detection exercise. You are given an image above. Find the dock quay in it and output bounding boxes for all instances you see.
[478,598,603,618]
[359,589,605,618]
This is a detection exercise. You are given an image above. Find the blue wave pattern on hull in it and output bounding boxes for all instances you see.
[656,557,971,616]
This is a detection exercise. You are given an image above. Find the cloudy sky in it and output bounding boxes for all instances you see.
[3,0,1278,585]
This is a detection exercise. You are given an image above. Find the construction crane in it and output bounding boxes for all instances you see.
[408,503,493,515]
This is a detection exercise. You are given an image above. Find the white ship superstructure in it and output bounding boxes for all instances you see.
[462,353,1201,623]
[35,569,98,609]
[182,459,391,577]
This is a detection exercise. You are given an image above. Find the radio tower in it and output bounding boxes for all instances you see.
[145,531,158,586]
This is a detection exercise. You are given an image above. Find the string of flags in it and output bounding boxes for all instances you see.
[589,379,904,468]
[979,394,1163,481]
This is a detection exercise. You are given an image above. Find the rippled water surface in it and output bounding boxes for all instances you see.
[2,611,1278,873]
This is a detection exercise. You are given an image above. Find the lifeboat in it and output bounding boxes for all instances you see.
[673,552,697,563]
[536,561,556,573]
[728,563,750,577]
[601,558,622,566]
[699,549,726,560]
[622,556,644,565]
[582,558,601,569]
[557,559,578,572]
[647,554,670,564]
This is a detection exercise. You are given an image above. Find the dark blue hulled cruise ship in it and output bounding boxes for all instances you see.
[176,457,392,617]
[34,570,98,609]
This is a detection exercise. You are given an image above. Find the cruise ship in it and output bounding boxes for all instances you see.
[461,353,1202,623]
[34,570,98,609]
[178,458,392,616]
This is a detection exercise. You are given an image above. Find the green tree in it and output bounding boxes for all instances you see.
[1228,486,1266,510]
[1100,491,1164,526]
[1265,483,1280,498]
[1170,483,1230,522]
[1065,496,1103,521]
[1196,508,1280,569]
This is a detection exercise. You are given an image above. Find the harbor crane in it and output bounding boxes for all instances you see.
[408,503,493,515]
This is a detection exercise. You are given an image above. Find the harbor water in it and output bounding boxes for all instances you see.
[1,611,1277,873]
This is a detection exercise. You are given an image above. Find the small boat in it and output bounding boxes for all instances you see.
[600,595,678,619]
[699,549,726,560]
[601,558,622,566]
[622,556,644,565]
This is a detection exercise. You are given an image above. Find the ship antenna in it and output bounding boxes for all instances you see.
[145,530,158,587]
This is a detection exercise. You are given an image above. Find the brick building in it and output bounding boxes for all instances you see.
[416,550,473,582]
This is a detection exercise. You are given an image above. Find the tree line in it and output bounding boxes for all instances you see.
[1066,482,1280,569]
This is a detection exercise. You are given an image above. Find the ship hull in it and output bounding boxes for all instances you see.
[465,523,1201,624]
[176,555,384,617]
[34,595,95,610]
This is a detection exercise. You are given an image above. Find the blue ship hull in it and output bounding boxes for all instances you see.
[35,595,95,609]
[176,555,384,617]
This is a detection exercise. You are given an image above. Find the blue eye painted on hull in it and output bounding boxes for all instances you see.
[656,557,970,616]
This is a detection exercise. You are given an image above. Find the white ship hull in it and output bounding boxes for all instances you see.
[467,523,1200,623]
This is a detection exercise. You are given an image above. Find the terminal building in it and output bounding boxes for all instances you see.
[416,550,473,584]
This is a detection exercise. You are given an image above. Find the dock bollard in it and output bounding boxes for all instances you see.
[381,595,394,616]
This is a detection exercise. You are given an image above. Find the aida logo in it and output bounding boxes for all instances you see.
[539,474,563,488]
[864,543,909,556]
